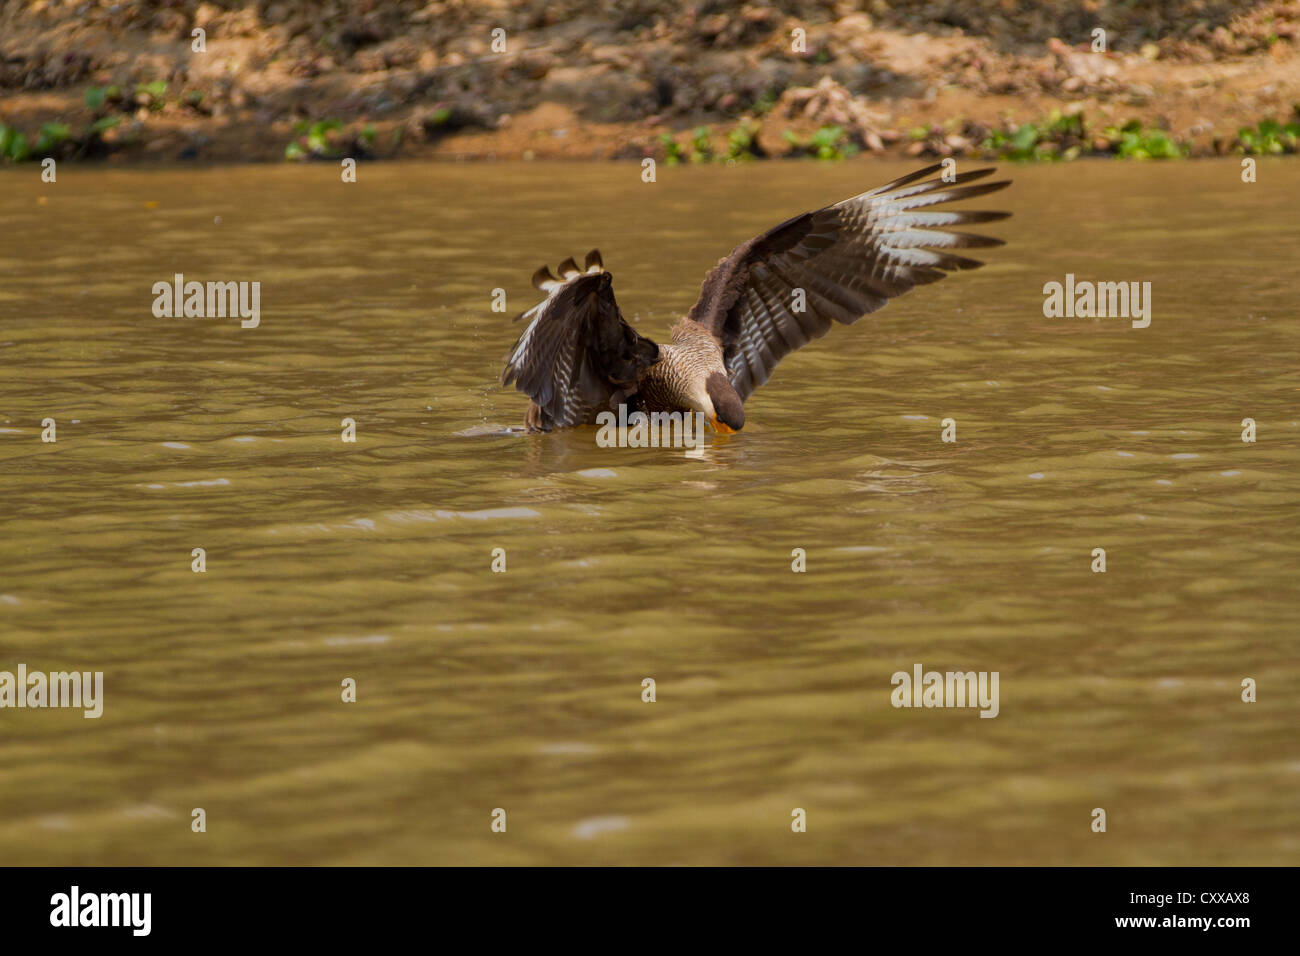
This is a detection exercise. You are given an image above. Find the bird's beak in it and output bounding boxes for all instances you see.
[710,415,736,434]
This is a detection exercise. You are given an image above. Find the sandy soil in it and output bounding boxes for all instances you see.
[1,1,1298,164]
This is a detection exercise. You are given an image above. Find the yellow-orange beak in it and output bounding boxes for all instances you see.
[710,416,736,434]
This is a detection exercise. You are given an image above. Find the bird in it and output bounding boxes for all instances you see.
[501,162,1010,434]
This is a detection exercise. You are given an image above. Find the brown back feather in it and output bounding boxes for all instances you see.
[502,254,659,430]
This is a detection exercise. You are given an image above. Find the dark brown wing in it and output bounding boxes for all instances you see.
[501,250,660,430]
[686,163,1011,401]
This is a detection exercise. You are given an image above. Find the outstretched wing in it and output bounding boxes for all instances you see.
[686,163,1011,401]
[501,250,660,431]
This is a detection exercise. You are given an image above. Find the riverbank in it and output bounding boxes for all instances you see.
[2,1,1298,165]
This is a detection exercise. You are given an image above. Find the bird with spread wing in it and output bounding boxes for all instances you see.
[501,163,1010,434]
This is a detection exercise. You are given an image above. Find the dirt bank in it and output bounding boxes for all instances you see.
[2,1,1298,165]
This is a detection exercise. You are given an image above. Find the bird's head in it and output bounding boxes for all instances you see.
[704,371,745,433]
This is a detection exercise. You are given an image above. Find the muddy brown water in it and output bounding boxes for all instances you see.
[0,159,1296,864]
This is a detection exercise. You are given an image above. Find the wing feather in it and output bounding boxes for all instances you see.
[501,250,659,430]
[689,163,1011,400]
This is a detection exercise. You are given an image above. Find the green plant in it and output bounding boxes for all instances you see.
[1237,118,1300,154]
[689,126,713,163]
[1045,109,1085,139]
[659,132,685,165]
[33,123,72,154]
[724,119,761,161]
[811,125,855,159]
[784,125,856,160]
[286,118,344,160]
[85,84,122,111]
[1102,119,1185,159]
[992,123,1051,160]
[86,116,121,136]
[977,111,1099,161]
[751,88,778,117]
[135,80,168,110]
[0,124,30,163]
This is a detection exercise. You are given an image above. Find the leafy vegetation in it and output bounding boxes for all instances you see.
[659,118,768,164]
[723,118,762,161]
[1236,117,1300,154]
[0,124,30,163]
[750,88,779,117]
[1102,119,1185,159]
[283,118,376,161]
[33,123,72,154]
[783,125,857,160]
[980,110,1083,161]
[285,118,344,160]
[134,80,168,111]
[85,85,123,111]
[689,126,713,163]
[981,123,1055,161]
[975,111,1185,161]
[658,132,686,165]
[4,79,1295,167]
